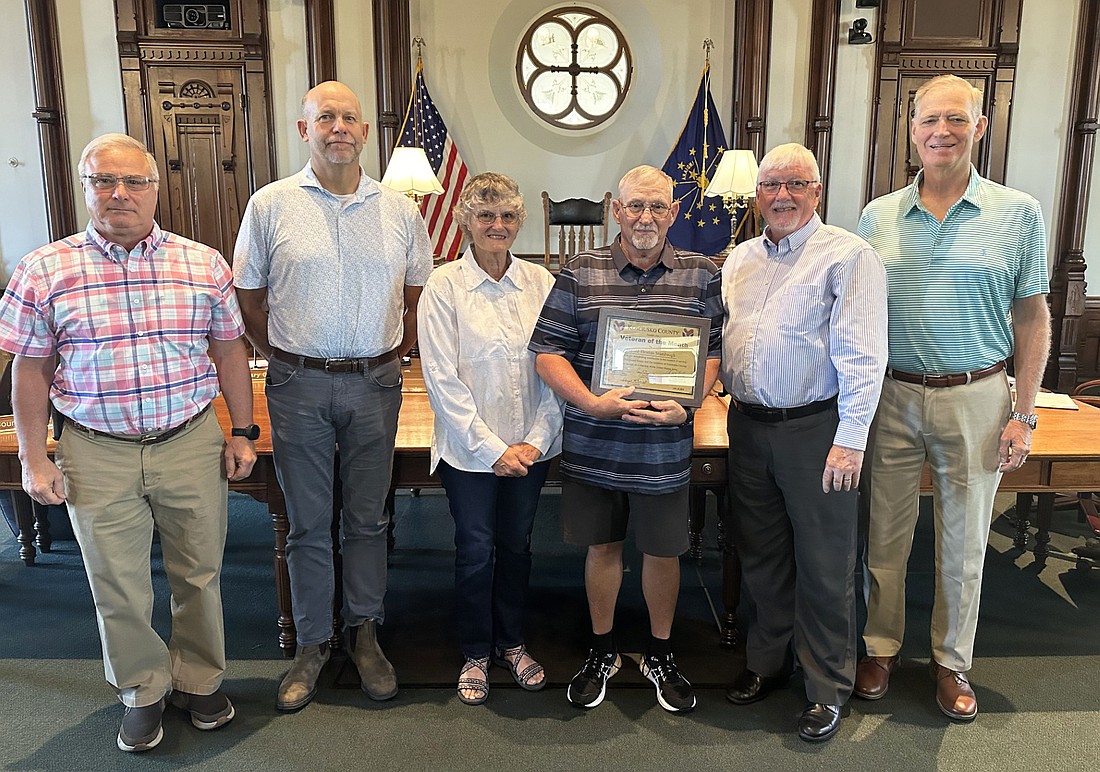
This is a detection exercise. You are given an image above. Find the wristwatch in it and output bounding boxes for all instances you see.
[232,424,261,441]
[1009,411,1038,430]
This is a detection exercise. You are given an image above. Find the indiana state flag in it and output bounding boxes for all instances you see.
[661,63,731,256]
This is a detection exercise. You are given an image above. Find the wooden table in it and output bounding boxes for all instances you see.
[6,373,1099,652]
[0,362,730,655]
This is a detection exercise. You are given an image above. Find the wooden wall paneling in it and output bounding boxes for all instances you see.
[1077,299,1100,382]
[304,0,336,86]
[730,0,771,162]
[1048,0,1100,391]
[115,0,276,260]
[866,0,1020,200]
[804,0,840,217]
[372,0,413,175]
[25,0,75,240]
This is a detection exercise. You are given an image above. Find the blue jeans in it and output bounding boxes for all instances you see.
[265,355,402,646]
[436,459,551,659]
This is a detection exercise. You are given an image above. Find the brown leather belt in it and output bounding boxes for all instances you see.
[886,361,1005,388]
[270,346,399,373]
[733,395,837,423]
[66,403,211,445]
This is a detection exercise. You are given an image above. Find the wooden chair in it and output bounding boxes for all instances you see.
[1013,379,1100,562]
[542,191,611,266]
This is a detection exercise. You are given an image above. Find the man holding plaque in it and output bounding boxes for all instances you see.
[721,143,887,742]
[530,165,722,715]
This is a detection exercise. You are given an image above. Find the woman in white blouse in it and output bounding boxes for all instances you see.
[417,173,563,706]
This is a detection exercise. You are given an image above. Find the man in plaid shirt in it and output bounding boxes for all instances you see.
[0,133,257,753]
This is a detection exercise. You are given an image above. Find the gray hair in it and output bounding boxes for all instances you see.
[913,75,984,122]
[77,133,159,181]
[618,165,674,201]
[758,143,821,181]
[453,172,528,237]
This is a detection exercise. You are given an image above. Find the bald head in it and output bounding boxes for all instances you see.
[302,81,363,120]
[297,80,368,179]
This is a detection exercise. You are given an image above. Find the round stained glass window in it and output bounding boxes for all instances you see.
[516,8,632,130]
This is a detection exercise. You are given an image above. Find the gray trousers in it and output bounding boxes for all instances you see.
[727,405,858,706]
[265,355,402,646]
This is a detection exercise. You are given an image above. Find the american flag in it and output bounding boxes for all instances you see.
[395,61,469,261]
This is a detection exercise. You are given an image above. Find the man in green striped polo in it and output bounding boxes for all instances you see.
[854,74,1051,722]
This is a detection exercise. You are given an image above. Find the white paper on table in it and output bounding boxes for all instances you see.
[1035,392,1079,410]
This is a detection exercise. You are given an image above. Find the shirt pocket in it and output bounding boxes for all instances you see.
[778,284,826,336]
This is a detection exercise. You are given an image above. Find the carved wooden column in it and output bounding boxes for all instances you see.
[372,0,413,175]
[804,0,840,216]
[304,0,336,86]
[24,0,75,240]
[1048,0,1100,390]
[730,0,771,161]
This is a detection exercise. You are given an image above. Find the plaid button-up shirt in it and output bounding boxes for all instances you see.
[0,222,245,435]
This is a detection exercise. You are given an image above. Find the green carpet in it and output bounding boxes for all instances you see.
[1,490,1098,771]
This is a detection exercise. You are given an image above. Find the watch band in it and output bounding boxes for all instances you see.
[1009,411,1038,430]
[231,424,260,440]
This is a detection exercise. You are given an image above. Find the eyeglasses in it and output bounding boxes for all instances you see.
[756,180,818,195]
[82,174,158,192]
[475,210,519,225]
[621,202,672,218]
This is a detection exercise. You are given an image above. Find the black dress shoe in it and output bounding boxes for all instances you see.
[725,669,788,705]
[798,702,842,742]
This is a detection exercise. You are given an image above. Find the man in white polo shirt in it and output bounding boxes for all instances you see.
[234,81,433,711]
[855,74,1051,721]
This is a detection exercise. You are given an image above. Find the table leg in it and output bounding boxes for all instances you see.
[11,490,38,566]
[269,492,296,658]
[1033,492,1056,556]
[1013,492,1034,549]
[34,502,52,553]
[688,487,707,562]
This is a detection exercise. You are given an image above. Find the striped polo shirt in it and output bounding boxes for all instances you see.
[528,238,723,495]
[857,167,1049,374]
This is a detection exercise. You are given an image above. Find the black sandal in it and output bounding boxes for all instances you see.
[493,644,546,691]
[457,656,489,705]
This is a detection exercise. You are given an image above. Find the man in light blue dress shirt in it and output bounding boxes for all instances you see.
[721,143,888,742]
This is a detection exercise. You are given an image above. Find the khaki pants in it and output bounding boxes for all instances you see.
[56,409,228,707]
[863,373,1010,672]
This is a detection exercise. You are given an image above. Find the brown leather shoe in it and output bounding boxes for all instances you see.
[930,662,978,720]
[853,654,900,700]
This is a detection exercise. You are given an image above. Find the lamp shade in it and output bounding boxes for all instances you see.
[380,147,444,196]
[704,149,759,199]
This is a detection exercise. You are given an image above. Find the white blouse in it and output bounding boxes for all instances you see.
[417,249,564,473]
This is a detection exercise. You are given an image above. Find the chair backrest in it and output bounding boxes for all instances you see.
[1073,379,1100,397]
[542,191,612,266]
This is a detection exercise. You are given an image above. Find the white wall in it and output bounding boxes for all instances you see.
[407,0,736,256]
[267,0,311,179]
[0,12,48,281]
[57,0,127,228]
[2,0,1098,292]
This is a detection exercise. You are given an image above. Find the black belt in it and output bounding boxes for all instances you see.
[732,395,837,423]
[886,361,1005,388]
[270,347,399,373]
[66,403,210,445]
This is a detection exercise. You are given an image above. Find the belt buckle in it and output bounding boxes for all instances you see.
[324,358,354,373]
[138,432,163,444]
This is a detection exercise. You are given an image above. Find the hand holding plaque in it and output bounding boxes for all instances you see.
[590,308,711,408]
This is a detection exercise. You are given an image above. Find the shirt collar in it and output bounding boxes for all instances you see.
[763,213,821,257]
[298,161,380,202]
[904,164,983,215]
[457,247,526,291]
[85,221,166,262]
[610,236,677,276]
